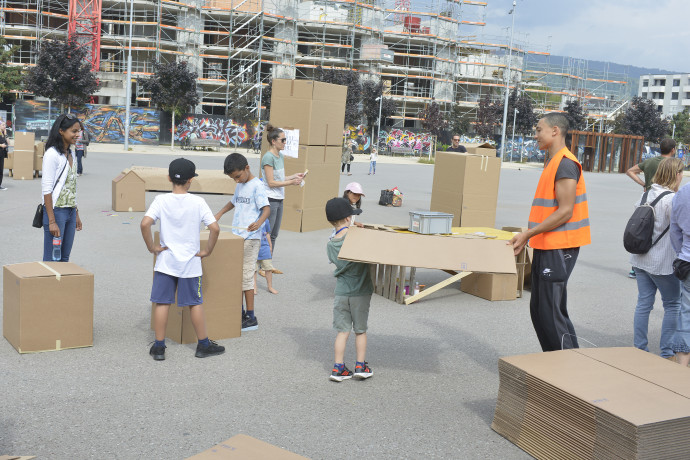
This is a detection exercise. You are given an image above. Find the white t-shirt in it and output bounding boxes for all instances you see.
[145,193,216,277]
[231,177,270,240]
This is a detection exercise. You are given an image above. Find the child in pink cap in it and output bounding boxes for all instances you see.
[343,182,365,228]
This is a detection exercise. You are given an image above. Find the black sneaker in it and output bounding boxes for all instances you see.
[149,343,166,361]
[330,365,353,382]
[354,362,373,379]
[195,339,225,358]
[241,314,258,331]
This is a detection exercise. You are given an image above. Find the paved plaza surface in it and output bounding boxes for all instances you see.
[0,146,678,459]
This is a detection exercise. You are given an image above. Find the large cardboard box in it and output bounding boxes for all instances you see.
[283,145,342,170]
[11,149,34,180]
[124,166,236,195]
[14,131,35,151]
[3,262,94,353]
[187,434,307,459]
[464,142,496,157]
[269,79,347,146]
[112,170,146,212]
[281,205,331,233]
[33,141,44,172]
[284,164,340,210]
[460,273,517,301]
[150,231,243,344]
[430,151,501,227]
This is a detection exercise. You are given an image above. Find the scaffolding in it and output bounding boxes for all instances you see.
[0,0,632,130]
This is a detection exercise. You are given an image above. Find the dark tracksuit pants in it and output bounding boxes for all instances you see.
[530,247,580,351]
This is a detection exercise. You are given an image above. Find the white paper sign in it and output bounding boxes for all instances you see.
[282,129,300,158]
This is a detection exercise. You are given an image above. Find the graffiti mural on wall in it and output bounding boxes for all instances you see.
[343,124,372,152]
[379,129,433,154]
[175,116,264,148]
[15,100,160,144]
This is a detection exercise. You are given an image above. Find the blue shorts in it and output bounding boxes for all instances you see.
[150,271,203,307]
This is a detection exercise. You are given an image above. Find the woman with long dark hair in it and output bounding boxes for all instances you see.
[41,113,83,261]
[0,121,8,190]
[260,124,304,255]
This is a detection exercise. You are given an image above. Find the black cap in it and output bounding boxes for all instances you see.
[325,197,362,222]
[169,158,198,181]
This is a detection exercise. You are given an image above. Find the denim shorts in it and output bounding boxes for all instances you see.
[333,294,372,333]
[150,271,202,307]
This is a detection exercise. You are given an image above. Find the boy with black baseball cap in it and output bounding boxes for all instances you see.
[140,158,225,360]
[325,197,373,382]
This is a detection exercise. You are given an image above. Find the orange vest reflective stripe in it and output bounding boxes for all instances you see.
[528,147,591,250]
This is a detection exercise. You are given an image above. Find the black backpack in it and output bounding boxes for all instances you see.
[623,190,672,254]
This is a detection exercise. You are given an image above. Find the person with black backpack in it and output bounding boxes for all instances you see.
[628,157,684,360]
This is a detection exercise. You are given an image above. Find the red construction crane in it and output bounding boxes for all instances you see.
[68,0,102,71]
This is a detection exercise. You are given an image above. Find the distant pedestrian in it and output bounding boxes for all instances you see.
[75,126,90,176]
[368,147,378,175]
[447,134,467,153]
[341,143,353,175]
[0,121,8,190]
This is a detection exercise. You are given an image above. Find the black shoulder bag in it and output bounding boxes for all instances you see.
[32,159,68,228]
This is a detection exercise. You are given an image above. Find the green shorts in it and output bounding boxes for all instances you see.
[333,294,372,333]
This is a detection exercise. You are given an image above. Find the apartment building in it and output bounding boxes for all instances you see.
[638,74,690,117]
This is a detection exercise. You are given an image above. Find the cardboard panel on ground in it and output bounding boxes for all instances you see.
[123,166,236,194]
[187,434,308,459]
[112,170,146,212]
[269,79,347,146]
[281,205,331,233]
[283,164,340,209]
[3,262,94,353]
[150,231,243,344]
[493,347,690,459]
[11,149,34,180]
[338,227,516,274]
[430,151,501,227]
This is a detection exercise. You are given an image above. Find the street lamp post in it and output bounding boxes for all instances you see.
[499,0,517,162]
[123,0,134,151]
[375,95,383,151]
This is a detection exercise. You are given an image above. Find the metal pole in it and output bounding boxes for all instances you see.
[124,0,134,151]
[511,107,517,162]
[499,1,516,162]
[673,123,676,139]
[376,95,383,151]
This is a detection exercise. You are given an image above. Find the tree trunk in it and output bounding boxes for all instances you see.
[170,111,175,150]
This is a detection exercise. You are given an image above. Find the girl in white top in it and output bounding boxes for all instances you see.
[368,147,378,175]
[41,113,83,261]
[260,124,304,256]
[629,157,684,359]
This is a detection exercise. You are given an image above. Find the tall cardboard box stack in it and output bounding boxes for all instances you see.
[3,262,94,353]
[430,150,500,227]
[266,79,347,232]
[12,132,35,180]
[33,141,45,174]
[151,231,243,343]
[493,347,690,459]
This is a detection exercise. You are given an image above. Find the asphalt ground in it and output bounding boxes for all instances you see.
[0,147,680,459]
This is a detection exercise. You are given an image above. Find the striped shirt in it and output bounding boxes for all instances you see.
[630,184,676,275]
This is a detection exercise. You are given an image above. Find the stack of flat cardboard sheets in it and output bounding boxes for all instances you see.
[492,347,690,459]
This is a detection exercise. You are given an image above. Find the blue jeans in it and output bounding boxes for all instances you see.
[633,267,680,358]
[43,207,77,262]
[674,276,690,353]
[369,161,376,174]
[76,149,84,174]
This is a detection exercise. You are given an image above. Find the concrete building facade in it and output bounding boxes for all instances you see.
[638,73,690,117]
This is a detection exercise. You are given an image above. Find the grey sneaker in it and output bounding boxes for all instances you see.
[149,343,166,361]
[195,339,225,358]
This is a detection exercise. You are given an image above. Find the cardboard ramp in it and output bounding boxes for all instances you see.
[492,347,690,459]
[124,166,236,195]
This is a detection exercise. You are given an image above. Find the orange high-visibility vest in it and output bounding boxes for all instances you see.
[528,147,591,250]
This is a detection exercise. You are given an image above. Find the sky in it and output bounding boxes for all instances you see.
[474,0,690,73]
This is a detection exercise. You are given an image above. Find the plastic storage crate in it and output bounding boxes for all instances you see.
[408,211,453,234]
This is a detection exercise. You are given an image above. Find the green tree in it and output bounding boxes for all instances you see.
[360,79,395,141]
[449,105,471,137]
[225,82,257,124]
[315,67,361,125]
[419,101,448,138]
[616,96,669,143]
[501,89,537,136]
[475,95,501,140]
[564,99,586,131]
[670,109,690,146]
[0,39,23,103]
[141,60,200,148]
[23,38,100,110]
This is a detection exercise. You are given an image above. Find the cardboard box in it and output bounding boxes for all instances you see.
[338,227,517,274]
[124,166,236,195]
[464,142,496,157]
[493,347,690,459]
[269,79,347,146]
[187,434,307,459]
[14,131,35,151]
[460,273,517,301]
[281,205,331,233]
[150,231,243,344]
[283,145,342,169]
[33,141,44,172]
[11,149,34,180]
[283,164,340,209]
[430,151,501,227]
[3,262,94,353]
[112,170,146,212]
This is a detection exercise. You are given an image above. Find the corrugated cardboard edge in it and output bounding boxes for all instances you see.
[17,343,93,354]
[0,456,37,460]
[186,434,309,459]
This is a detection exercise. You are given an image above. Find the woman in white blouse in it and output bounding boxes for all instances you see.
[630,157,684,359]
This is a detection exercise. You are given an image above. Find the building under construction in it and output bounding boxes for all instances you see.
[0,0,631,129]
